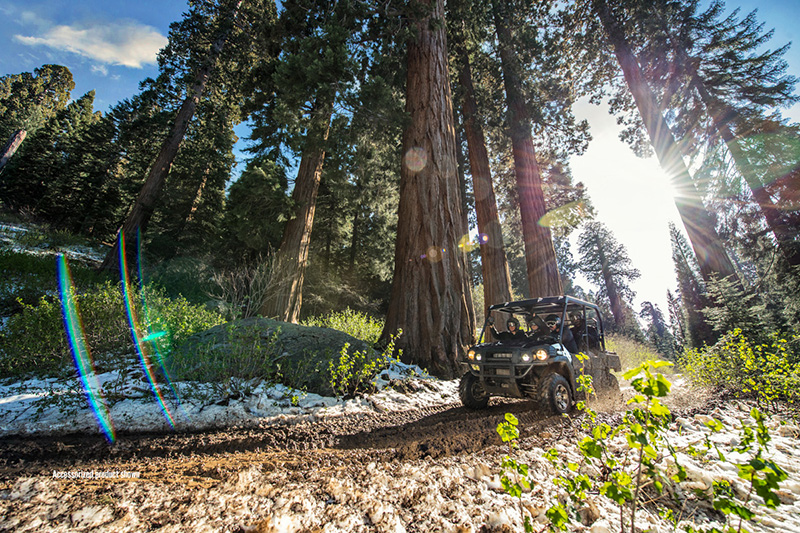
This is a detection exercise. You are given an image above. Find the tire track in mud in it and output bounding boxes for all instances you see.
[0,398,571,475]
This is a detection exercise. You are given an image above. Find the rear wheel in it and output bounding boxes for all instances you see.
[540,373,572,415]
[459,372,489,409]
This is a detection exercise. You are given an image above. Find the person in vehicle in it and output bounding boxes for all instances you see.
[545,314,579,353]
[488,316,527,341]
[570,313,601,351]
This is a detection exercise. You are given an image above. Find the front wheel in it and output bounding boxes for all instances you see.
[459,372,489,409]
[540,373,572,415]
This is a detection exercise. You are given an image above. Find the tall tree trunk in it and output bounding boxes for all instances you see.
[457,46,513,315]
[592,0,738,284]
[381,0,475,378]
[0,129,26,174]
[259,96,333,322]
[690,78,800,265]
[100,1,240,273]
[597,242,625,329]
[492,0,563,298]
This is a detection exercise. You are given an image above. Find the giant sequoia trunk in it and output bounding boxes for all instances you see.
[592,0,738,284]
[0,130,26,174]
[492,1,563,298]
[458,48,513,314]
[381,0,475,378]
[100,2,240,273]
[259,96,333,322]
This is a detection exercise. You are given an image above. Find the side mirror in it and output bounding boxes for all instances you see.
[487,316,494,325]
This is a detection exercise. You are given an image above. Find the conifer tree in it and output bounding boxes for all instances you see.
[381,0,475,377]
[591,0,739,285]
[577,221,640,330]
[102,0,273,272]
[451,19,512,314]
[669,222,716,347]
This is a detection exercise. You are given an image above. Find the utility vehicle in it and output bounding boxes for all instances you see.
[458,296,621,414]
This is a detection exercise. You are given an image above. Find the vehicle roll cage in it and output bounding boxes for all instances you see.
[480,295,606,351]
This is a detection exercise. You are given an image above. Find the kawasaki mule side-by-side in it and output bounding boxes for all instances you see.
[458,296,621,414]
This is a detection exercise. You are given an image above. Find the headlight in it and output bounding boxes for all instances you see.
[468,350,475,360]
[475,354,482,361]
[521,352,532,362]
[535,349,548,361]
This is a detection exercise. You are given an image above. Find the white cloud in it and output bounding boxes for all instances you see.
[91,64,108,76]
[14,20,167,68]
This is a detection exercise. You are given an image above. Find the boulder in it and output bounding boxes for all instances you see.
[166,317,378,396]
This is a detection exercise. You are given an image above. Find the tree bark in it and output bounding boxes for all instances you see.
[381,0,475,378]
[259,96,333,323]
[457,47,513,315]
[100,1,240,273]
[0,130,27,174]
[492,0,563,298]
[592,0,739,284]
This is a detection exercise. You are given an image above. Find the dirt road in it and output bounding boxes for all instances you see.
[0,386,713,532]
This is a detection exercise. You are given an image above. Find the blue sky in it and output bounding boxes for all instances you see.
[0,0,798,312]
[0,0,187,111]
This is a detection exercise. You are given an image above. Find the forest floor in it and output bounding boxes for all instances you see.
[1,374,799,533]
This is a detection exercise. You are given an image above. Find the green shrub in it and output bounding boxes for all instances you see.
[327,332,401,398]
[0,250,107,315]
[302,308,384,346]
[681,329,800,410]
[0,282,224,378]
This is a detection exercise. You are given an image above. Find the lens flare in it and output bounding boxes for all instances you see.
[118,232,176,429]
[403,147,427,173]
[133,232,180,405]
[57,255,116,443]
[538,200,590,228]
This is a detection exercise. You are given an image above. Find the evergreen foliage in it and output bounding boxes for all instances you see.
[577,221,641,333]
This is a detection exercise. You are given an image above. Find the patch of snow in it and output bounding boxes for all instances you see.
[0,363,453,438]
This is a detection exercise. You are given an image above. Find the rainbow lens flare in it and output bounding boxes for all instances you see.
[132,233,181,405]
[118,232,176,429]
[57,254,116,443]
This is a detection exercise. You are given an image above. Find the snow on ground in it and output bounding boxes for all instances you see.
[0,222,104,266]
[0,362,454,438]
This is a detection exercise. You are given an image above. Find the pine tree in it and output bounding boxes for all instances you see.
[491,0,562,298]
[0,65,75,175]
[577,221,640,330]
[635,0,800,266]
[669,222,716,347]
[639,301,677,358]
[591,0,739,285]
[102,0,274,272]
[451,19,512,314]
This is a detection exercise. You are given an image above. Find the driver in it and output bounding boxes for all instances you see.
[488,316,527,341]
[545,314,579,354]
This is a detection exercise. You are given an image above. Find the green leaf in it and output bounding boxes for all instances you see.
[546,504,569,530]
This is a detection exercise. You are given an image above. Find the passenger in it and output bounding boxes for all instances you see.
[545,314,579,354]
[488,316,527,341]
[570,314,588,351]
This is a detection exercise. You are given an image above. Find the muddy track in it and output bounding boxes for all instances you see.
[0,384,717,483]
[0,397,583,474]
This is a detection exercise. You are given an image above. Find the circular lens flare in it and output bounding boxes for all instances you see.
[404,147,427,173]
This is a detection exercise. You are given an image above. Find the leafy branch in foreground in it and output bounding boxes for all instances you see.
[496,359,789,533]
